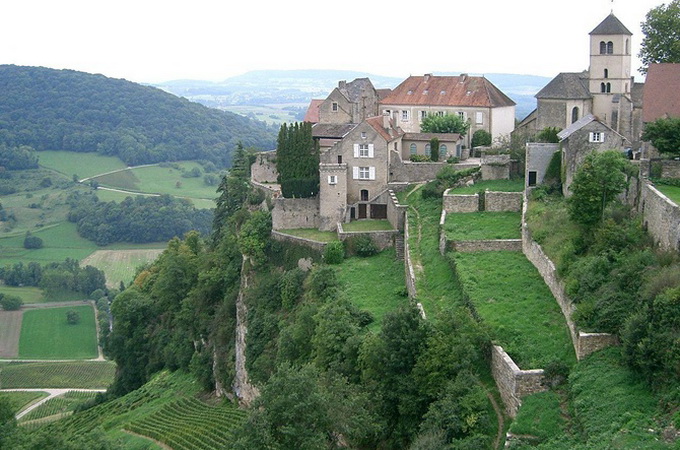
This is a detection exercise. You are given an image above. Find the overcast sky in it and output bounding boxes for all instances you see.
[0,0,667,84]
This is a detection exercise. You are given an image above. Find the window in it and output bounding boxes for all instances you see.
[604,68,609,78]
[607,41,613,54]
[572,107,579,124]
[332,102,338,112]
[383,109,391,116]
[354,166,374,180]
[420,111,427,120]
[475,112,483,124]
[401,110,410,121]
[328,175,337,185]
[425,144,431,157]
[337,155,342,164]
[589,132,604,143]
[436,111,444,117]
[606,82,611,93]
[440,144,447,157]
[361,132,367,139]
[600,41,607,54]
[457,112,465,120]
[410,143,417,155]
[353,143,374,158]
[625,39,629,55]
[528,171,537,186]
[601,83,606,93]
[360,189,369,201]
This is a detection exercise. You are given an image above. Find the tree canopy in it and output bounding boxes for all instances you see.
[0,65,276,167]
[638,0,680,73]
[641,117,680,156]
[275,122,319,198]
[420,114,470,135]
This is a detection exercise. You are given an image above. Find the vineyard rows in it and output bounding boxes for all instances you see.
[126,397,246,450]
[0,361,115,388]
[20,391,98,423]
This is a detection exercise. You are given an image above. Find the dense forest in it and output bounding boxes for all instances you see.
[0,65,276,167]
[67,192,213,245]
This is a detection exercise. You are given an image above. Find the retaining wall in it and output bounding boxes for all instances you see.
[271,197,320,230]
[443,191,479,213]
[270,230,328,253]
[337,225,398,252]
[640,181,680,251]
[448,239,523,253]
[491,345,546,418]
[485,191,523,212]
[404,212,418,300]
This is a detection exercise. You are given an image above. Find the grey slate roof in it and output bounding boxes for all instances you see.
[557,114,597,140]
[589,13,632,35]
[536,72,591,100]
[312,123,357,139]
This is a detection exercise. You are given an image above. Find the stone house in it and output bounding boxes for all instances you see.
[640,63,680,159]
[517,13,644,147]
[379,73,516,148]
[401,133,463,161]
[557,114,629,195]
[316,78,381,125]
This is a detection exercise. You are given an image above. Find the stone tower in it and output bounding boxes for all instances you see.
[318,163,347,231]
[588,13,634,137]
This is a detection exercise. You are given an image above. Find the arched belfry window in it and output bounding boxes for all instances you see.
[572,107,579,124]
[604,68,609,79]
[606,83,611,93]
[600,41,607,54]
[607,41,613,54]
[601,83,606,93]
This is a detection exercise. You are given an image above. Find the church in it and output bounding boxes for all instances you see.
[516,13,644,148]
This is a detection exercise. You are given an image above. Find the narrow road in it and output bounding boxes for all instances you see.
[79,163,159,182]
[0,388,106,420]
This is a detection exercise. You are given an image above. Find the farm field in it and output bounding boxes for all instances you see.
[37,151,128,180]
[0,310,22,358]
[81,249,165,288]
[0,361,116,388]
[18,305,98,359]
[444,212,521,240]
[333,249,406,331]
[0,286,44,304]
[94,188,215,209]
[0,391,48,414]
[449,178,525,194]
[0,185,77,238]
[453,251,576,368]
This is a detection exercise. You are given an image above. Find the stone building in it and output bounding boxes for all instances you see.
[517,13,644,147]
[640,63,680,158]
[379,74,516,147]
[316,78,381,125]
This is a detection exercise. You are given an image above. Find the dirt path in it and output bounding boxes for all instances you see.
[0,388,106,420]
[0,310,22,358]
[483,384,505,449]
[79,164,159,182]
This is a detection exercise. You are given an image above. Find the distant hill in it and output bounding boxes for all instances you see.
[0,65,277,167]
[154,69,551,122]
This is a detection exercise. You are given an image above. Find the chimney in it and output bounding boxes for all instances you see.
[424,73,431,82]
[339,80,347,90]
[460,73,468,82]
[383,113,391,130]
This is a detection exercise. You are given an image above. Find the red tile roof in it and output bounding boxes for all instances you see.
[303,99,323,123]
[642,63,680,122]
[365,115,403,142]
[380,74,515,108]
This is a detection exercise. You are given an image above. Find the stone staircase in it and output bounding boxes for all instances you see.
[394,234,405,260]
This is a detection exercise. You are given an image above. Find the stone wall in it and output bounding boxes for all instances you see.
[491,345,546,418]
[481,154,511,180]
[526,143,559,187]
[389,157,446,182]
[639,181,680,251]
[404,212,418,300]
[449,239,523,252]
[251,151,278,184]
[443,191,479,213]
[271,230,328,253]
[272,197,320,230]
[386,190,407,232]
[337,225,398,252]
[485,191,523,212]
[660,159,680,178]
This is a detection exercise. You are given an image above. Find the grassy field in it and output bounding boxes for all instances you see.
[444,212,521,240]
[0,391,48,414]
[653,183,680,206]
[453,251,576,368]
[0,310,22,358]
[525,197,580,270]
[81,249,164,288]
[277,228,338,242]
[95,188,215,209]
[449,179,525,194]
[0,286,44,303]
[333,249,406,331]
[508,391,564,444]
[342,219,393,231]
[18,305,98,359]
[0,361,115,388]
[38,151,128,180]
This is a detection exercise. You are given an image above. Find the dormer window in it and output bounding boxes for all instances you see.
[423,90,428,95]
[332,102,338,112]
[440,90,446,95]
[407,90,413,95]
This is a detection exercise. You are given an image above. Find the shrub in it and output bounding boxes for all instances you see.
[353,236,377,257]
[421,180,445,199]
[66,310,81,325]
[247,189,266,205]
[430,138,440,162]
[446,156,460,164]
[0,294,23,311]
[323,241,344,264]
[542,360,570,388]
[471,130,492,148]
[410,154,431,162]
[23,232,43,249]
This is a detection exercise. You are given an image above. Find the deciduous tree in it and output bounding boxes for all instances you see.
[639,0,680,73]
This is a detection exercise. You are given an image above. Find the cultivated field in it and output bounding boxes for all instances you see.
[0,391,48,414]
[18,305,98,359]
[38,151,128,180]
[0,286,44,304]
[0,361,116,388]
[81,249,165,288]
[0,310,23,358]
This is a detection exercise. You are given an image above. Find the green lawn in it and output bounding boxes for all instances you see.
[38,151,127,180]
[453,251,575,368]
[509,391,565,443]
[445,212,521,240]
[0,286,44,304]
[449,179,525,194]
[0,361,116,388]
[525,197,580,270]
[653,183,680,205]
[342,220,394,231]
[0,391,48,414]
[333,249,406,331]
[18,305,98,359]
[278,228,338,242]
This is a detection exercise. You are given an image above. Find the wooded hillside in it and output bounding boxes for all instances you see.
[0,65,276,167]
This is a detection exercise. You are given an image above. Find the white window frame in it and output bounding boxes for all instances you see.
[332,102,338,112]
[353,143,374,158]
[353,166,375,180]
[401,110,410,122]
[420,111,427,120]
[328,175,337,185]
[457,111,466,120]
[589,132,604,143]
[475,112,483,125]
